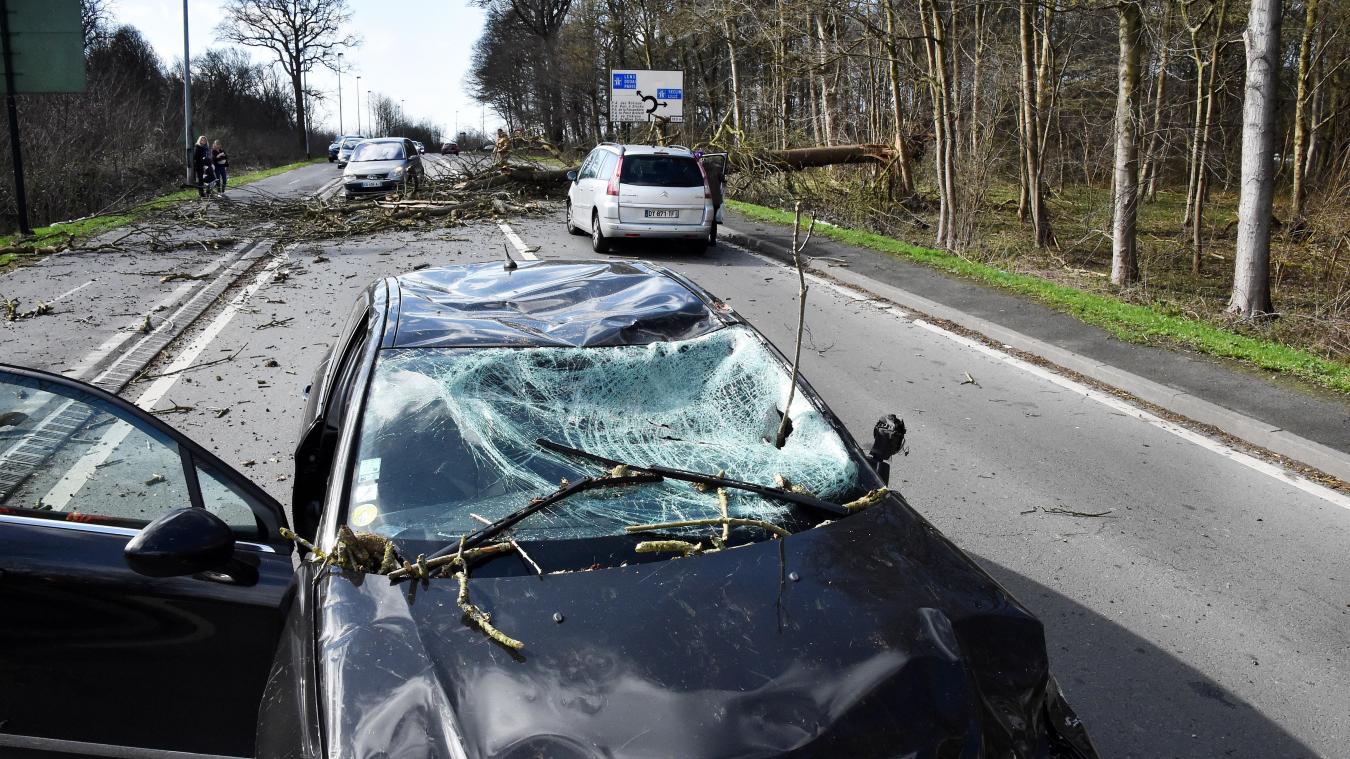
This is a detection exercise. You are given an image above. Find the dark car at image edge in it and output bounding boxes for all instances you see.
[0,260,1098,759]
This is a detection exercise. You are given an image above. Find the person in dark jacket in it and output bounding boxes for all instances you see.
[193,136,214,197]
[211,140,229,194]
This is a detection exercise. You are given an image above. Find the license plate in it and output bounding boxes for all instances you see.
[361,180,384,187]
[644,209,679,218]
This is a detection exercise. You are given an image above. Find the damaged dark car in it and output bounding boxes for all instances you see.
[0,260,1097,759]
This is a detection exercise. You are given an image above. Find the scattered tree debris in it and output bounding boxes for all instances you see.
[626,517,791,539]
[159,272,209,284]
[1,296,52,321]
[636,540,703,556]
[1020,505,1116,517]
[144,473,166,486]
[841,488,891,512]
[961,371,979,386]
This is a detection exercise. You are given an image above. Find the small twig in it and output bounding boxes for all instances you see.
[1023,505,1116,518]
[470,512,543,575]
[636,540,703,556]
[626,517,791,539]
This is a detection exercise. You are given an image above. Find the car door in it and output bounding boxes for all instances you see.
[0,365,295,758]
[699,152,729,221]
[405,139,421,180]
[570,149,598,223]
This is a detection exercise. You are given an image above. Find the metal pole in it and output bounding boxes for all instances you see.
[336,53,343,134]
[182,0,192,187]
[355,76,361,134]
[302,67,309,157]
[366,90,371,135]
[1,0,30,233]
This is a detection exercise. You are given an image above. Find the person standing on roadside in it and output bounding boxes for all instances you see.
[493,128,510,169]
[211,139,230,194]
[193,136,215,197]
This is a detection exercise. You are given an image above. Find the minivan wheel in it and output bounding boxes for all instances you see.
[591,213,611,253]
[566,202,585,235]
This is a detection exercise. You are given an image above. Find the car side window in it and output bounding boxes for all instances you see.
[597,152,617,180]
[579,151,599,180]
[0,370,260,535]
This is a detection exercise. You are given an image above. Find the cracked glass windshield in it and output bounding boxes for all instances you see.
[347,326,864,543]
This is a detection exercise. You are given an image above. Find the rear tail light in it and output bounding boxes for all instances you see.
[607,156,623,196]
[697,159,711,199]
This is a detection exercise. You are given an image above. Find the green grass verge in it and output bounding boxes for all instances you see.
[0,157,325,264]
[727,199,1350,394]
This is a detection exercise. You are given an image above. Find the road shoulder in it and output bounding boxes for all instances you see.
[720,211,1350,483]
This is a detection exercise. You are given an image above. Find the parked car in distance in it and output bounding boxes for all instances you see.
[0,260,1098,759]
[413,140,425,154]
[328,134,361,162]
[342,137,422,199]
[335,136,363,168]
[566,143,723,254]
[441,141,460,155]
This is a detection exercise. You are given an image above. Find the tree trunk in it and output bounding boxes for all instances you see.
[1289,0,1319,223]
[1140,3,1172,199]
[723,15,743,141]
[882,0,915,193]
[814,14,837,144]
[291,69,307,156]
[1228,0,1281,316]
[1019,0,1054,247]
[1112,0,1143,286]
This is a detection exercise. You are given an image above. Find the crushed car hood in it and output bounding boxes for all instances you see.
[312,499,1095,759]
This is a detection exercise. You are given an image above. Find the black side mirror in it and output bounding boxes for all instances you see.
[866,414,907,484]
[565,170,578,182]
[125,508,235,578]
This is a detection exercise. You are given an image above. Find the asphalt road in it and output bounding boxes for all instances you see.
[2,161,1347,758]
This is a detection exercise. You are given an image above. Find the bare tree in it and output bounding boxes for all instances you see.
[1228,0,1281,316]
[216,0,356,156]
[1112,0,1144,286]
[507,0,573,145]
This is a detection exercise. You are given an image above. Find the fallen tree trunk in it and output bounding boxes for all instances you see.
[471,143,902,188]
[757,143,897,171]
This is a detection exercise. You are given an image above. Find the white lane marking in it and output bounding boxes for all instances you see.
[726,243,1350,512]
[312,176,343,200]
[64,245,250,380]
[42,251,290,511]
[497,221,538,260]
[51,281,93,303]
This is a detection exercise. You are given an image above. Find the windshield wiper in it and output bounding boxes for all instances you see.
[424,471,662,561]
[536,438,851,517]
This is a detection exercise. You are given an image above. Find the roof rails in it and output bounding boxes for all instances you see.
[599,141,626,155]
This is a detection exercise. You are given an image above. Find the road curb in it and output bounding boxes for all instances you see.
[719,225,1350,483]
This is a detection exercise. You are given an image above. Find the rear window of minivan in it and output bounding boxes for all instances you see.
[620,155,704,187]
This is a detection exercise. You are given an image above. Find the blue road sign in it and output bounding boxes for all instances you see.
[613,73,636,89]
[656,88,683,100]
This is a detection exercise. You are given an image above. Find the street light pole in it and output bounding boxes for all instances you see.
[182,0,192,187]
[367,90,372,135]
[336,52,343,135]
[355,75,361,134]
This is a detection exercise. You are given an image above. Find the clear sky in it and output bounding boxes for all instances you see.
[111,0,496,140]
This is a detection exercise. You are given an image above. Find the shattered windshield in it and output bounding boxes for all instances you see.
[346,327,863,544]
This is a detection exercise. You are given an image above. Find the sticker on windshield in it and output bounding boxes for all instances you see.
[350,503,379,527]
[353,482,378,503]
[356,458,381,483]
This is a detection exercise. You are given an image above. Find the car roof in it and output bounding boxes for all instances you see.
[596,143,697,158]
[387,260,727,349]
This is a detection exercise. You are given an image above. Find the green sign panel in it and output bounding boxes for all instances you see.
[0,0,85,93]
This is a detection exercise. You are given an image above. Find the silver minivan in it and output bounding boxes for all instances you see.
[565,144,722,253]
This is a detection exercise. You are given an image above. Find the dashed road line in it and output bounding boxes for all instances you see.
[497,221,539,260]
